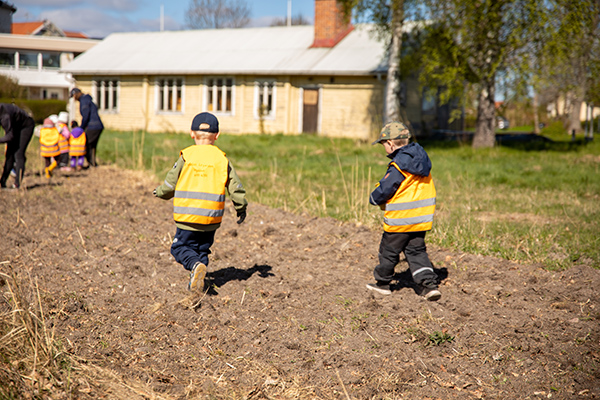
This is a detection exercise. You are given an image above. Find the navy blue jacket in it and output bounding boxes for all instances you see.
[370,143,432,206]
[0,103,33,144]
[78,94,104,131]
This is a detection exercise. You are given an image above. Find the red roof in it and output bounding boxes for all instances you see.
[11,21,88,38]
[11,21,43,35]
[64,31,89,39]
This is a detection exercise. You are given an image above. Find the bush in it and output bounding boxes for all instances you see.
[0,75,25,99]
[0,98,68,124]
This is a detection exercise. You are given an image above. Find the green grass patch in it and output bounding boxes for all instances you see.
[11,127,600,270]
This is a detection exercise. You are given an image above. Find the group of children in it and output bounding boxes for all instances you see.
[154,112,441,302]
[39,111,86,178]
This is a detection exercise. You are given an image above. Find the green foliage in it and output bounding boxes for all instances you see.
[0,98,68,124]
[98,130,600,270]
[0,75,25,99]
[428,330,454,346]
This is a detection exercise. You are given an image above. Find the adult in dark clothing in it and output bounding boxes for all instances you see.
[0,103,35,189]
[70,87,104,167]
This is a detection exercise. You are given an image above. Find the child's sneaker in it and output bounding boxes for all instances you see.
[188,262,206,292]
[366,282,392,295]
[418,281,441,301]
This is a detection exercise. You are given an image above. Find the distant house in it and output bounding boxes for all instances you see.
[64,0,452,139]
[0,5,97,100]
[12,20,90,39]
[0,0,16,34]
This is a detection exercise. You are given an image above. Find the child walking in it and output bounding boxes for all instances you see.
[154,112,248,292]
[56,112,71,171]
[69,121,86,170]
[366,121,441,301]
[39,117,60,178]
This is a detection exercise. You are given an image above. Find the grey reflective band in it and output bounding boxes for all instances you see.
[175,190,225,202]
[386,197,436,211]
[164,180,174,189]
[412,267,434,277]
[384,214,434,226]
[173,206,224,218]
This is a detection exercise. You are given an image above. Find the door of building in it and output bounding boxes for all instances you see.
[302,89,319,133]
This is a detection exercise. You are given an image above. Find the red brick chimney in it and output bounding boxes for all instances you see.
[311,0,353,48]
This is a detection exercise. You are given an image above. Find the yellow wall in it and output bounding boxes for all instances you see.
[71,73,389,140]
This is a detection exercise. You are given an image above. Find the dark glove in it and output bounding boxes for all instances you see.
[236,210,246,224]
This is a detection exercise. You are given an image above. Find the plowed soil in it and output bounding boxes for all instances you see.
[1,166,599,399]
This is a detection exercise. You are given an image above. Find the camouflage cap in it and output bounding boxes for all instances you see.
[371,121,411,145]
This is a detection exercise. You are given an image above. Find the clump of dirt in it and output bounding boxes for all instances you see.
[1,166,598,399]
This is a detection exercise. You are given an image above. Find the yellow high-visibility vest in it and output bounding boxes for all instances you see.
[69,134,86,157]
[39,127,60,157]
[173,145,228,225]
[383,162,436,233]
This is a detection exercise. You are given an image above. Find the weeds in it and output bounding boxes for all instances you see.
[0,265,173,399]
[427,330,455,346]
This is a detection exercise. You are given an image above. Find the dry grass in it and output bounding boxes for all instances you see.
[0,264,173,400]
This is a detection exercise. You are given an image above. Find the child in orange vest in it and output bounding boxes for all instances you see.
[153,112,248,292]
[366,121,441,301]
[69,121,86,170]
[39,117,60,178]
[56,111,71,171]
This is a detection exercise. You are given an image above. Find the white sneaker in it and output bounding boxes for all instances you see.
[188,262,206,292]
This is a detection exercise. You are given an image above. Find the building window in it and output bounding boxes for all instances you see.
[206,77,234,114]
[254,80,276,119]
[18,52,37,68]
[93,79,119,112]
[156,78,184,112]
[42,53,60,69]
[0,51,14,67]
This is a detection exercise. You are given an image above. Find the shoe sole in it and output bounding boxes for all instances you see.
[366,283,392,295]
[188,263,206,292]
[425,289,441,301]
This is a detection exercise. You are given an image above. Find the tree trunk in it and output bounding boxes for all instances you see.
[533,90,540,134]
[384,1,404,124]
[473,79,496,148]
[567,85,585,135]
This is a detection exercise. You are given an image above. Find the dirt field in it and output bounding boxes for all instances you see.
[1,166,599,399]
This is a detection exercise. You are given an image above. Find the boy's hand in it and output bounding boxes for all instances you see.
[236,210,246,224]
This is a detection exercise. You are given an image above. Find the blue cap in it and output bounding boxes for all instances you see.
[191,112,219,133]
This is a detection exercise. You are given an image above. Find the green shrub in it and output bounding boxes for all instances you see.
[0,98,68,124]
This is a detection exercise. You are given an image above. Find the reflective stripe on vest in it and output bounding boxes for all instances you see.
[173,145,228,226]
[39,127,60,157]
[69,135,86,156]
[383,162,436,233]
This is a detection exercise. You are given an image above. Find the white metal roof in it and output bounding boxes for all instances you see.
[62,24,388,76]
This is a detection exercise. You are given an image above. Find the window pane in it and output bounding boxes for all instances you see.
[42,53,59,68]
[0,51,14,66]
[19,52,37,67]
[112,81,118,109]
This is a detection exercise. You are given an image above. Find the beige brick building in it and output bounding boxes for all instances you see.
[64,0,433,141]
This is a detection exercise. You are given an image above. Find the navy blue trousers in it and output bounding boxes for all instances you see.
[170,228,216,271]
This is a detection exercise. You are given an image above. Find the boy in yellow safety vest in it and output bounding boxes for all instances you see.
[39,117,60,178]
[366,121,441,301]
[154,112,248,292]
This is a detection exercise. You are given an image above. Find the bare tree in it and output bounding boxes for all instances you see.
[185,0,251,29]
[270,13,311,27]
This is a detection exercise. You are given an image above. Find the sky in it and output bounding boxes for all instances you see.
[12,0,316,39]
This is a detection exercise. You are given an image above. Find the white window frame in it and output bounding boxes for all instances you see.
[253,80,276,120]
[203,77,235,116]
[155,77,185,114]
[92,78,120,113]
